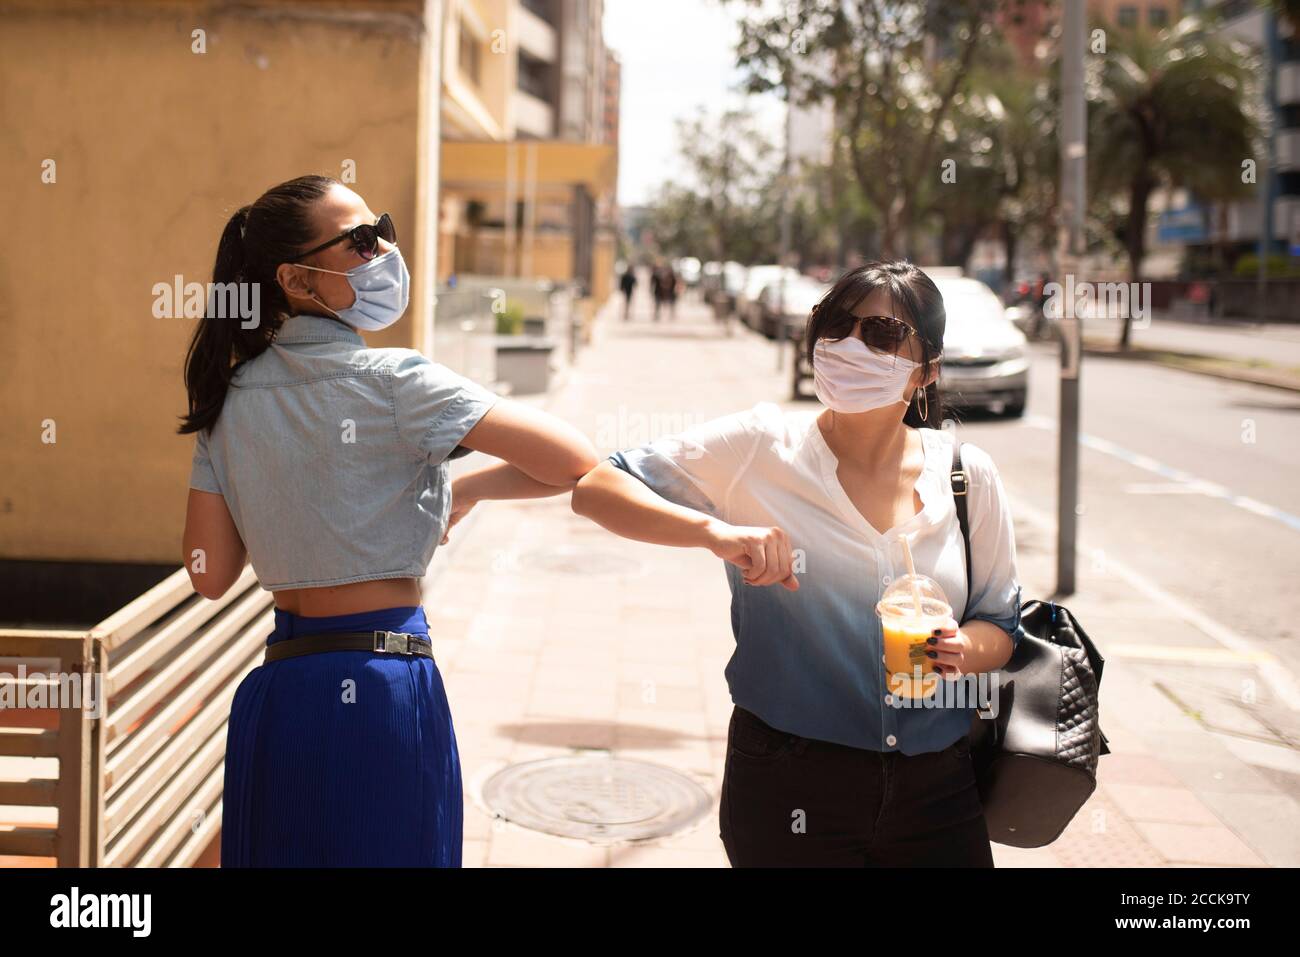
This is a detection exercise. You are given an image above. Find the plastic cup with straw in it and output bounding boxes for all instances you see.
[876,532,952,699]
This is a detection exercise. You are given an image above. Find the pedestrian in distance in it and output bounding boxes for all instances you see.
[650,261,668,322]
[665,262,679,320]
[620,263,637,321]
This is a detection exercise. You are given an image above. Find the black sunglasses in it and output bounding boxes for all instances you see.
[819,305,921,354]
[288,212,396,263]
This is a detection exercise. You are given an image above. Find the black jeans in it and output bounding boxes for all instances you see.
[719,705,994,867]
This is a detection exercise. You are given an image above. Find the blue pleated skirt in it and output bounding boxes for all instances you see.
[221,605,463,867]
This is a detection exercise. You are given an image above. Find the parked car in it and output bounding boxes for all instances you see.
[737,264,802,331]
[673,256,702,288]
[756,276,831,340]
[933,277,1030,418]
[704,260,748,317]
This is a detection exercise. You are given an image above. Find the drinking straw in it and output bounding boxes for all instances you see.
[900,534,923,615]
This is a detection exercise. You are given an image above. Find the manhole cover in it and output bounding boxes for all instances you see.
[513,544,646,578]
[481,755,712,844]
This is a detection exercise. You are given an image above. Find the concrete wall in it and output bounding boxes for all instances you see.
[0,0,441,564]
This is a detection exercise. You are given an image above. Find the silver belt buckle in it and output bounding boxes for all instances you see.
[373,630,404,654]
[372,630,429,656]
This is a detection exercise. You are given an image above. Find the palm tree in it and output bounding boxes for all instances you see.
[1088,15,1261,347]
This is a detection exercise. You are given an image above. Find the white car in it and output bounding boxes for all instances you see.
[933,277,1029,417]
[756,276,831,340]
[738,265,802,331]
[673,256,702,287]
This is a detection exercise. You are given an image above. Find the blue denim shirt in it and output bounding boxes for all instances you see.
[608,403,1024,755]
[188,312,499,590]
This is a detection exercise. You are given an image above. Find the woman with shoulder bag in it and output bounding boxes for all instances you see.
[572,261,1025,866]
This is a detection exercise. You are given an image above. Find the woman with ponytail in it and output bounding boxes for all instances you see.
[571,261,1025,866]
[180,175,597,866]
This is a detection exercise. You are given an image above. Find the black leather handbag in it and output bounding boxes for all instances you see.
[950,443,1110,848]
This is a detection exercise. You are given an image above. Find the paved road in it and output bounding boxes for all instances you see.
[954,343,1299,646]
[951,343,1300,781]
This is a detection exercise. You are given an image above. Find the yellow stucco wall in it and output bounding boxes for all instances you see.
[0,0,437,564]
[592,233,615,304]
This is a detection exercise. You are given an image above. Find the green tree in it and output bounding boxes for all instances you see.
[1088,15,1261,346]
[730,0,1004,259]
[643,182,714,260]
[964,60,1059,287]
[663,107,778,264]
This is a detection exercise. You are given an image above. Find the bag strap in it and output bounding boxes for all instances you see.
[952,441,1112,757]
[950,441,972,598]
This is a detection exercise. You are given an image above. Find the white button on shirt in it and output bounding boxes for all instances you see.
[607,401,1024,755]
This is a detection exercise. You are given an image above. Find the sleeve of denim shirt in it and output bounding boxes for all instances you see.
[960,442,1026,651]
[605,403,770,522]
[392,352,501,463]
[188,428,222,494]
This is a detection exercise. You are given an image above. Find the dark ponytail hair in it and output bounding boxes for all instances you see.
[803,259,947,429]
[179,174,340,434]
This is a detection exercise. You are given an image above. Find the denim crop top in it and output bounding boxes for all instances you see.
[187,312,499,590]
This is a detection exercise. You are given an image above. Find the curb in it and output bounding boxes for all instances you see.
[1081,341,1300,393]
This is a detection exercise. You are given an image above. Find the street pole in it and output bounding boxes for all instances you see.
[1057,0,1086,597]
[1257,8,1278,319]
[777,85,793,373]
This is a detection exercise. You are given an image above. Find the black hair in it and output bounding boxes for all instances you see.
[802,260,946,428]
[179,174,340,434]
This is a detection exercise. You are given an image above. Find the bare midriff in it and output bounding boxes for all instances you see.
[272,578,423,617]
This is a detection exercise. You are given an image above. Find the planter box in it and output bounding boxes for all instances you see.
[494,335,556,395]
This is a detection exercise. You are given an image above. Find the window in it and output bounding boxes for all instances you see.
[517,49,551,101]
[1117,6,1138,27]
[459,21,481,87]
[1148,5,1169,27]
[521,0,553,23]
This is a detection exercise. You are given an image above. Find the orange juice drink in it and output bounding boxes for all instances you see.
[876,576,952,700]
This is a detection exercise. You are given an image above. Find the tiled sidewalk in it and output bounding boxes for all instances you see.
[424,289,1280,868]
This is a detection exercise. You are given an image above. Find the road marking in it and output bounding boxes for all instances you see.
[1024,414,1300,533]
[1121,482,1215,495]
[1007,493,1300,712]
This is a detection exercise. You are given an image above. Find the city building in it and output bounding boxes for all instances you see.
[437,0,618,300]
[1160,0,1299,283]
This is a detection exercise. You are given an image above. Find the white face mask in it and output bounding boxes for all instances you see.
[813,336,920,413]
[294,247,410,332]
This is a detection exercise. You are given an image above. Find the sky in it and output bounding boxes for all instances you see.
[603,0,784,207]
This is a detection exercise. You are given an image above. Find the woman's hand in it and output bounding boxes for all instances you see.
[926,617,972,678]
[704,519,799,591]
[441,484,478,544]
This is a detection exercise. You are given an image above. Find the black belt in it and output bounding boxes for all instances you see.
[263,630,435,664]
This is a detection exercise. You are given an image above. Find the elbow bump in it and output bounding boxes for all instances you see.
[571,468,606,515]
[571,476,593,515]
[575,448,601,476]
